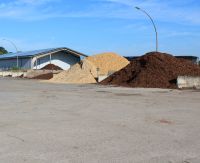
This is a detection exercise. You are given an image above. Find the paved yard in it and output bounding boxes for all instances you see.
[0,78,200,163]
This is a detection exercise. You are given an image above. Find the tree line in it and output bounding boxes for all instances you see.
[0,47,8,55]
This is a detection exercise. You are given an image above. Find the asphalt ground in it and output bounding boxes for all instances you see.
[0,77,200,163]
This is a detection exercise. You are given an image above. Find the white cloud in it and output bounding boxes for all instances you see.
[0,0,200,26]
[98,0,200,25]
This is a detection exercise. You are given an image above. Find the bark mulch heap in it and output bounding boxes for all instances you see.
[41,64,63,70]
[101,52,200,89]
[31,73,53,80]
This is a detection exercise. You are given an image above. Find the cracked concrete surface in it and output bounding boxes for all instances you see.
[0,78,200,163]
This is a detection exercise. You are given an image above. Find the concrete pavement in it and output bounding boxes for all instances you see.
[0,78,200,163]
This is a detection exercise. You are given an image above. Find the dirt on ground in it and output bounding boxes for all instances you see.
[25,70,54,80]
[41,64,63,70]
[101,52,200,88]
[31,72,53,80]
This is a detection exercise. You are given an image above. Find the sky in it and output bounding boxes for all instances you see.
[0,0,200,56]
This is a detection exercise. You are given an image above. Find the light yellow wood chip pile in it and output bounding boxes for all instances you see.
[49,52,129,84]
[86,52,129,76]
[49,59,97,84]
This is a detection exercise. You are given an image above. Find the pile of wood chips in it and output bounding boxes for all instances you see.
[86,52,129,76]
[49,52,129,84]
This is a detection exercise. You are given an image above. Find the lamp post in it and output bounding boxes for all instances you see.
[135,7,158,52]
[2,39,19,68]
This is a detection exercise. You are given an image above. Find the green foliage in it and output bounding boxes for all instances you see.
[11,66,20,71]
[0,47,8,55]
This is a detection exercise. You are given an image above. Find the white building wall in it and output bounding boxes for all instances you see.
[33,52,80,70]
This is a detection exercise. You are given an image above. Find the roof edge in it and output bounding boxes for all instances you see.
[0,47,88,60]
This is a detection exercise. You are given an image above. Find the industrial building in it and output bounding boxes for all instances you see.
[175,56,199,65]
[125,55,199,65]
[0,47,87,70]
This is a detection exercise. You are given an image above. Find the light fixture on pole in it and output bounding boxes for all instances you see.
[2,39,19,68]
[135,7,158,52]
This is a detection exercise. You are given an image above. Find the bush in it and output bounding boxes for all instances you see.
[11,67,21,71]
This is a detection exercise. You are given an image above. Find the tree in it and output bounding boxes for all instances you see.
[0,47,8,55]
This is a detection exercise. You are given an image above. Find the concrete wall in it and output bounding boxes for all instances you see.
[0,71,27,77]
[98,75,108,82]
[33,52,80,70]
[177,76,200,89]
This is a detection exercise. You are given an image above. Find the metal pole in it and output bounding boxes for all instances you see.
[36,57,38,70]
[50,54,53,71]
[2,39,19,67]
[135,7,158,52]
[50,54,52,64]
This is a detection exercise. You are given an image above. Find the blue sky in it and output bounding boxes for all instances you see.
[0,0,200,56]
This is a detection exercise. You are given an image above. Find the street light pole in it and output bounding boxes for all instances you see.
[2,39,19,68]
[135,7,158,52]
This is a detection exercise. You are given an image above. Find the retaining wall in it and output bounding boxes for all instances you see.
[0,71,26,77]
[177,76,200,89]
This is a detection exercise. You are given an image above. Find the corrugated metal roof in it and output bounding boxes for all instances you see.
[0,47,87,60]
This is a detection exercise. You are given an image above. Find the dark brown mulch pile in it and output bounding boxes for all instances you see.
[41,64,63,70]
[32,73,53,80]
[100,52,200,89]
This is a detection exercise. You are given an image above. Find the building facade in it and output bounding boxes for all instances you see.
[0,47,87,70]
